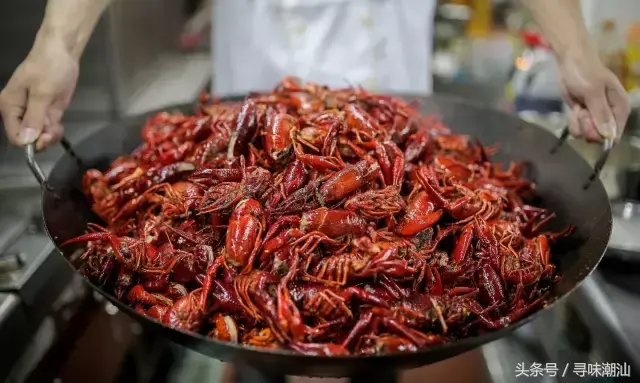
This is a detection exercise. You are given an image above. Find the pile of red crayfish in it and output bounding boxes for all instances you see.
[64,77,573,356]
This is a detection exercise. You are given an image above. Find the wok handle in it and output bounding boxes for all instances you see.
[25,136,81,192]
[25,143,51,190]
[549,126,613,190]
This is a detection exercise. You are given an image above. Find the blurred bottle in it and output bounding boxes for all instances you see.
[595,19,626,83]
[466,0,492,38]
[625,23,640,92]
[504,30,563,116]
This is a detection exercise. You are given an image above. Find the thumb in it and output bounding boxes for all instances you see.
[19,93,52,145]
[584,90,617,140]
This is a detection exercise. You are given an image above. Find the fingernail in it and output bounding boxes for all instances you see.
[598,121,617,139]
[18,127,38,145]
[35,133,53,152]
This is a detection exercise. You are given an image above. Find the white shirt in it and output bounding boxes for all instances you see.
[211,0,436,96]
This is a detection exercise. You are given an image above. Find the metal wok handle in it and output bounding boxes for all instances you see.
[549,126,613,190]
[25,143,53,191]
[25,136,83,192]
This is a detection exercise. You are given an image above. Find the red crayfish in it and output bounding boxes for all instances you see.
[65,77,573,356]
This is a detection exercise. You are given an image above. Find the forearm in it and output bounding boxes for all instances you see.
[36,0,112,60]
[520,0,597,61]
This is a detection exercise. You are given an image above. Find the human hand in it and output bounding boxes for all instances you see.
[0,33,79,151]
[559,47,629,142]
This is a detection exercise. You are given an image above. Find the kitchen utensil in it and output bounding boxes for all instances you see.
[24,94,612,379]
[550,126,613,189]
[564,131,640,200]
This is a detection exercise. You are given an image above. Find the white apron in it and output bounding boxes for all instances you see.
[211,0,436,96]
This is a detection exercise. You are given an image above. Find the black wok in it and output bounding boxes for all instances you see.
[27,94,611,378]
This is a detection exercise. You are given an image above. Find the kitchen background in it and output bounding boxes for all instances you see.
[0,0,639,382]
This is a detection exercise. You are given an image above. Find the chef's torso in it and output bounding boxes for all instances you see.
[211,0,436,96]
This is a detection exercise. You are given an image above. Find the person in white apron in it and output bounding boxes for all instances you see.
[208,0,436,96]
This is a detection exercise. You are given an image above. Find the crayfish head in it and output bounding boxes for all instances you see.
[82,169,112,201]
[209,314,239,343]
[278,76,303,92]
[536,235,551,266]
[243,167,272,199]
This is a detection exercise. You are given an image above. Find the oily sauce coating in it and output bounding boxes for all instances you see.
[65,77,573,356]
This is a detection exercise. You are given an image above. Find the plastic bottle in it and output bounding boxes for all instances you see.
[505,30,563,115]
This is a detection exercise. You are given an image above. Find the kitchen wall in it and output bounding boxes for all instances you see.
[106,0,186,114]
